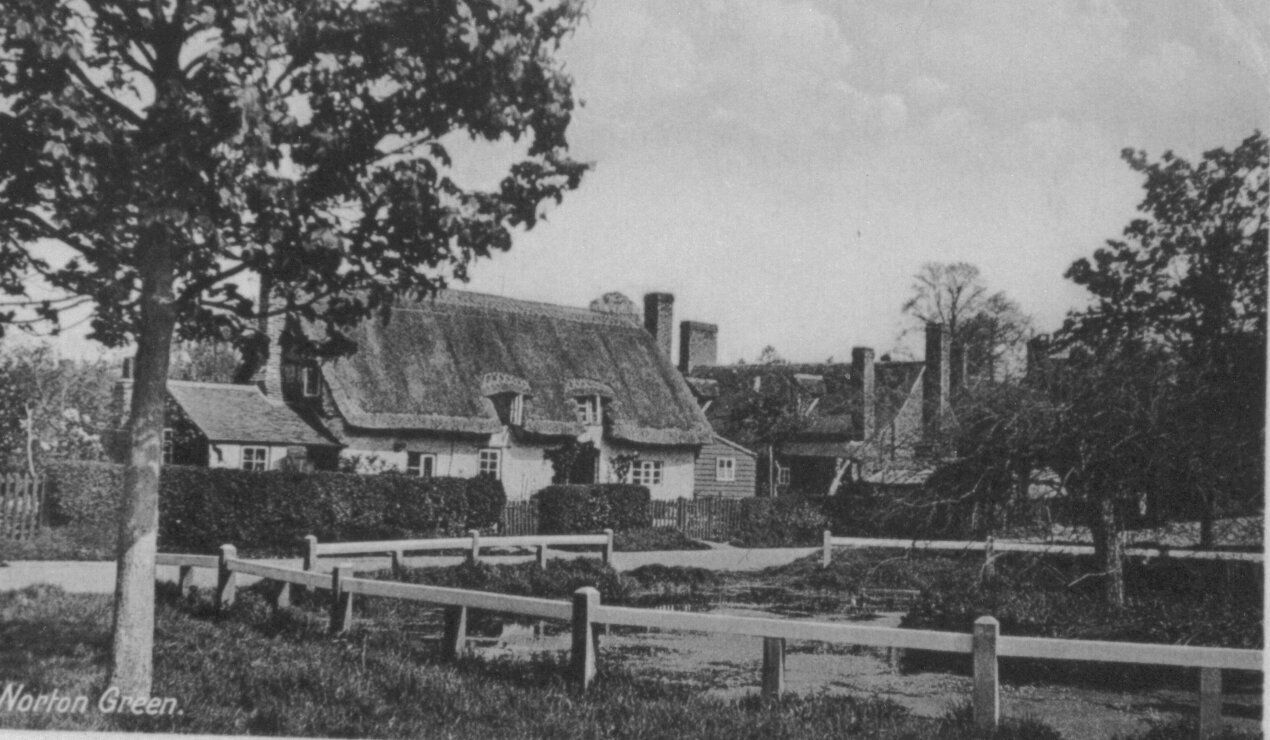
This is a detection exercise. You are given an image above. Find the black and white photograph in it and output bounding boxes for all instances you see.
[0,1,1265,738]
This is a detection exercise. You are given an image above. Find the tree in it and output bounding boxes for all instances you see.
[902,262,1032,383]
[1060,131,1267,548]
[1,0,587,696]
[0,343,113,473]
[755,345,786,365]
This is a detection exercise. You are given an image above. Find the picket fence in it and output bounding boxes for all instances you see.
[0,473,43,540]
[157,544,1263,737]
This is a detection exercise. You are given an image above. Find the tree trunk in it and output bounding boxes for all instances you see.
[1091,496,1125,608]
[107,229,176,698]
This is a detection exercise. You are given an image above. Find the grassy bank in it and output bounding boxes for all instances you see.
[0,583,1084,739]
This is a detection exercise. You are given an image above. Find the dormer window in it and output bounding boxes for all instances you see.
[509,393,524,426]
[301,365,320,397]
[574,395,601,425]
[491,392,527,427]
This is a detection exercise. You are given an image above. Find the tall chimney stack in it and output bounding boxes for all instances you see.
[852,346,876,440]
[643,292,674,362]
[923,322,950,437]
[678,321,718,372]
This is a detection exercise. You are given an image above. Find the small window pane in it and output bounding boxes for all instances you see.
[716,457,736,482]
[162,429,174,465]
[479,449,501,480]
[242,447,268,471]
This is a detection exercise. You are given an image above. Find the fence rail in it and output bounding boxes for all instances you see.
[165,543,1262,737]
[822,532,1264,566]
[306,530,614,571]
[0,473,44,540]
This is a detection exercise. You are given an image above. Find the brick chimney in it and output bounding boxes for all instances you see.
[250,282,286,404]
[852,346,875,440]
[923,322,950,436]
[678,321,717,372]
[643,292,674,362]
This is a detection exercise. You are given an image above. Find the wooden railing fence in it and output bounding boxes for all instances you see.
[820,532,1265,567]
[158,542,1263,737]
[304,530,614,574]
[0,473,44,540]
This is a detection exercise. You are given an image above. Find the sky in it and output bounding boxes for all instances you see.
[17,0,1270,365]
[448,0,1270,363]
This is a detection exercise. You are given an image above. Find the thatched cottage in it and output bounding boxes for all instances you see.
[111,289,760,501]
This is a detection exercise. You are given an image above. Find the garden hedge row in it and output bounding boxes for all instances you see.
[533,484,652,534]
[43,461,506,555]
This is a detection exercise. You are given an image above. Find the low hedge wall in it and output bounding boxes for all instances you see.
[43,461,506,555]
[534,484,652,534]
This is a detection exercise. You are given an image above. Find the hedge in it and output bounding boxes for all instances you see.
[43,461,506,555]
[533,484,652,534]
[728,496,828,547]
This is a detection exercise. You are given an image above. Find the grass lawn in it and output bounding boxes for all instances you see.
[0,582,1088,739]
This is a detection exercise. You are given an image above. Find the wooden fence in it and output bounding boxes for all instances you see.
[501,500,538,535]
[821,532,1265,567]
[158,546,1264,737]
[305,530,614,572]
[0,473,44,540]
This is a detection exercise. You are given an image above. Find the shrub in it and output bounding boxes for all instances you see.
[42,461,507,556]
[728,496,828,547]
[464,474,507,532]
[533,484,652,534]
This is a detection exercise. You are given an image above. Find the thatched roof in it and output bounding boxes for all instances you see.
[320,290,714,446]
[167,381,340,447]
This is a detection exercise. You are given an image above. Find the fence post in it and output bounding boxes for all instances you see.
[468,529,481,564]
[330,563,354,634]
[442,606,468,660]
[602,529,614,566]
[676,498,687,531]
[1199,667,1222,738]
[571,587,600,691]
[972,616,1000,734]
[536,544,548,570]
[761,637,785,700]
[821,530,832,568]
[177,565,194,599]
[390,550,404,578]
[216,545,237,613]
[303,534,318,571]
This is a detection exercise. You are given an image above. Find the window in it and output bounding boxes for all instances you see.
[715,457,736,482]
[776,464,790,486]
[508,394,524,426]
[631,460,663,486]
[479,448,501,479]
[301,366,320,397]
[406,452,435,478]
[242,446,269,471]
[162,428,174,465]
[574,395,601,425]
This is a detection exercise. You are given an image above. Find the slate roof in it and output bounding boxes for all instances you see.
[167,381,339,446]
[319,290,715,446]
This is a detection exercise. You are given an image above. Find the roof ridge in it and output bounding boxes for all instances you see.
[393,289,643,328]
